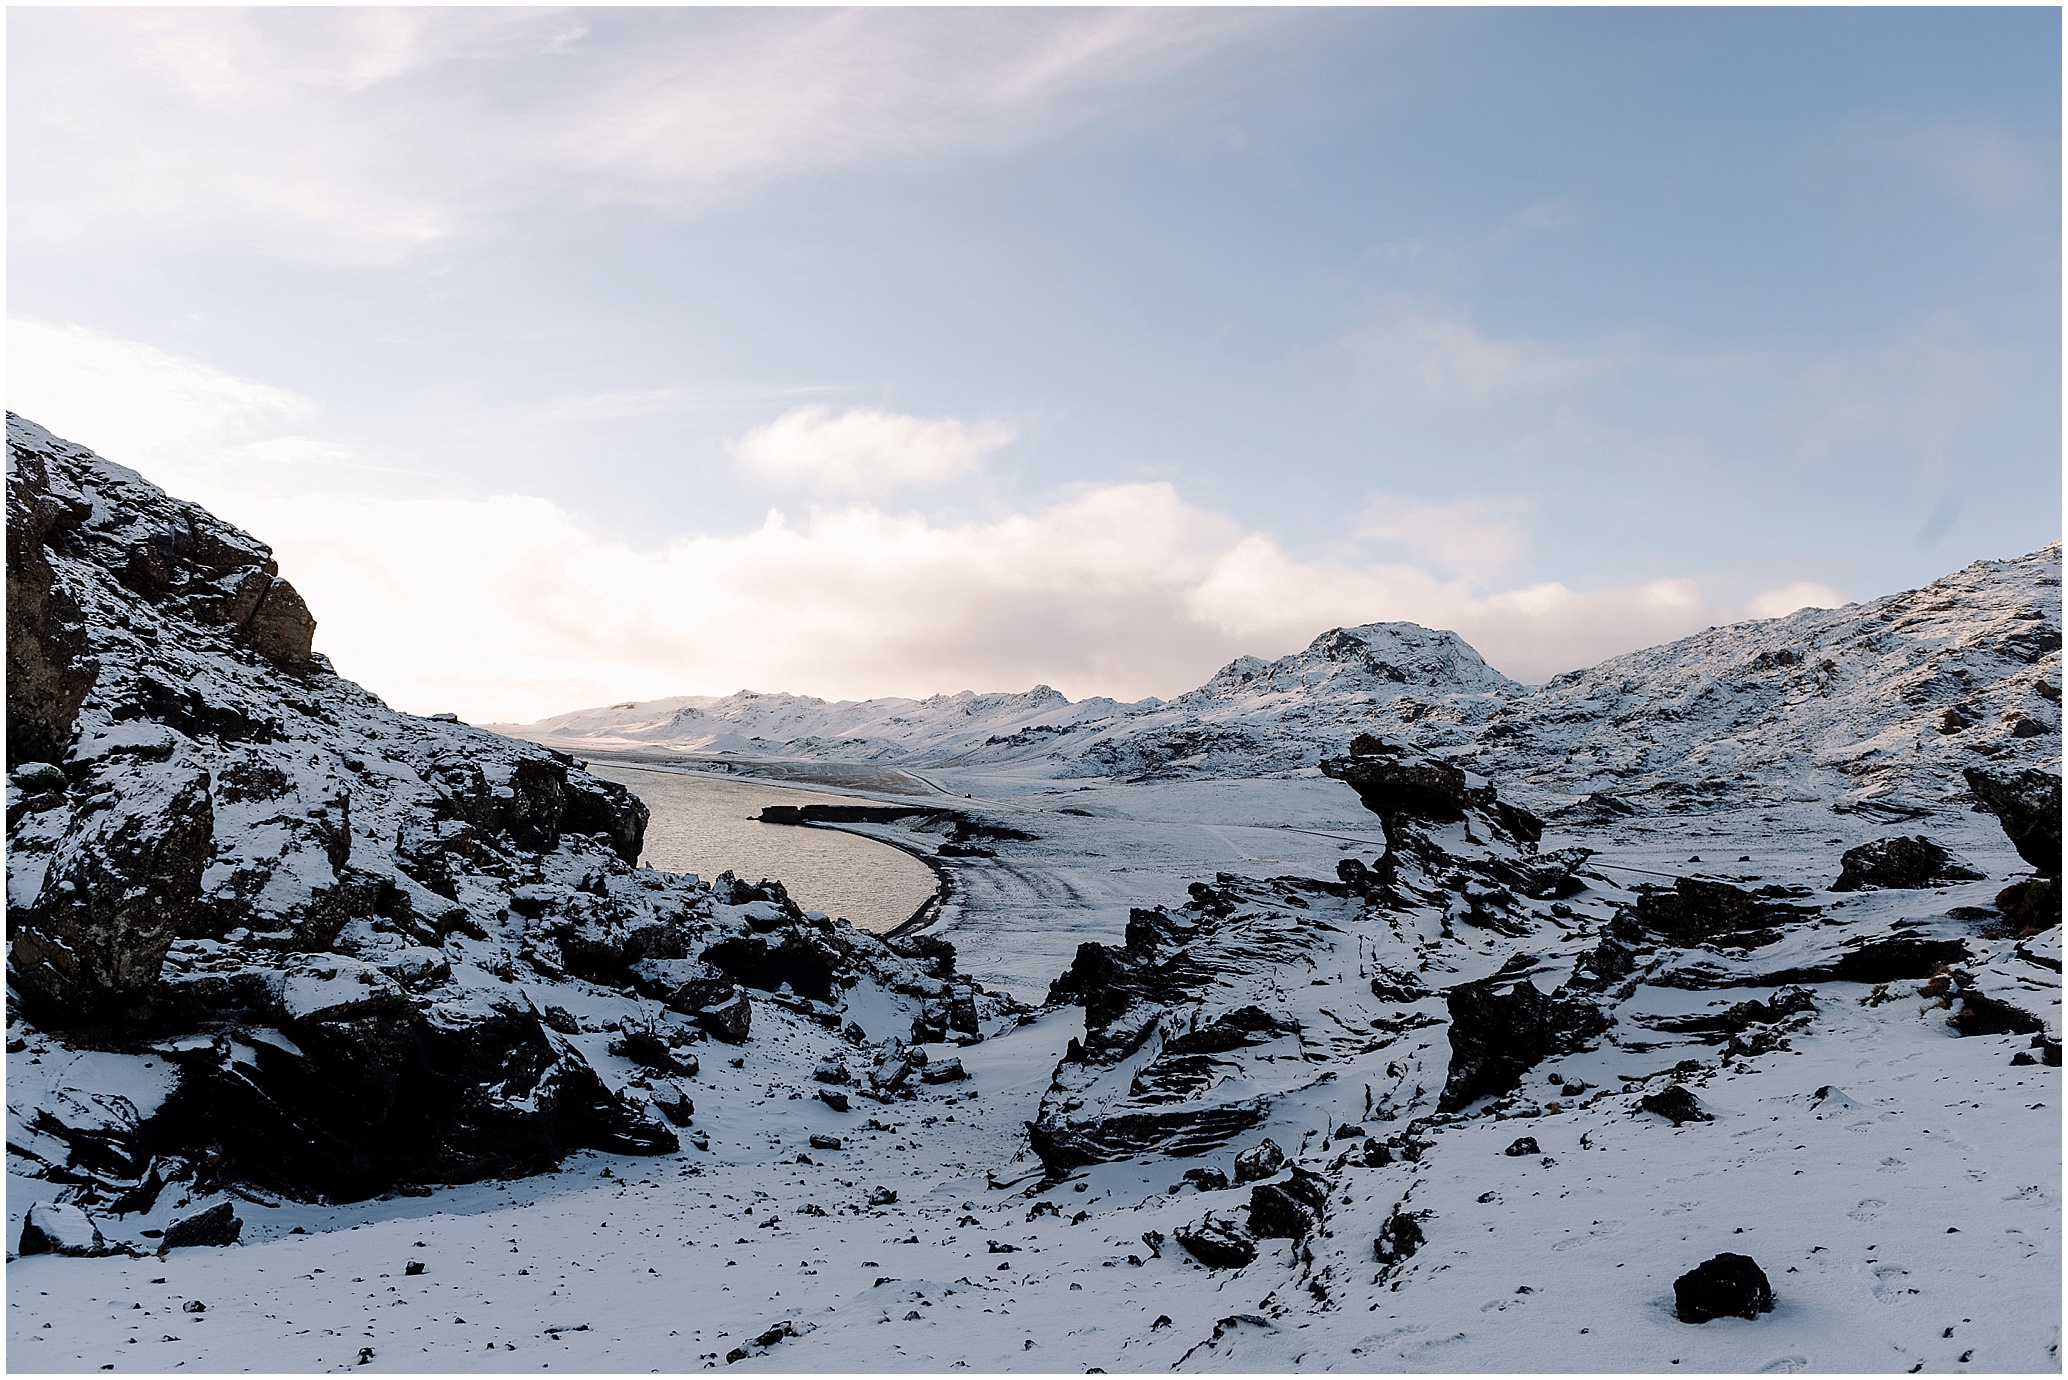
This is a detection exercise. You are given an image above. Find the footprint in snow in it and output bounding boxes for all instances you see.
[1847,1199,1886,1221]
[1757,1355,1811,1373]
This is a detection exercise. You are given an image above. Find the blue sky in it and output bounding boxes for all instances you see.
[9,7,2060,721]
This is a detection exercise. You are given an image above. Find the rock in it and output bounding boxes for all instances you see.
[1503,1136,1540,1157]
[1640,1084,1713,1125]
[1964,767,2062,877]
[17,1201,109,1257]
[1831,836,1985,892]
[812,1059,852,1085]
[1175,1214,1258,1269]
[1373,1208,1424,1267]
[1995,877,2061,933]
[159,1202,242,1251]
[818,1088,851,1113]
[651,1085,695,1126]
[1182,1166,1230,1192]
[1629,877,1817,948]
[809,1133,842,1151]
[238,577,316,666]
[1438,968,1609,1111]
[868,1187,898,1206]
[1322,739,1543,847]
[10,761,214,1024]
[611,1021,694,1077]
[1232,1138,1286,1184]
[1673,1252,1774,1322]
[1246,1167,1329,1240]
[918,1056,967,1084]
[697,990,753,1045]
[6,438,99,767]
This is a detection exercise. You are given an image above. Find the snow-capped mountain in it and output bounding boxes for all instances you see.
[506,551,2059,806]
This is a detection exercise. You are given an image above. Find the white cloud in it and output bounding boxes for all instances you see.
[733,406,1013,492]
[1351,299,1609,400]
[1746,581,1847,620]
[9,8,1270,265]
[1354,492,1530,579]
[5,319,311,467]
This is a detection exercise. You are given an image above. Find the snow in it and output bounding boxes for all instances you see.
[6,412,2059,1374]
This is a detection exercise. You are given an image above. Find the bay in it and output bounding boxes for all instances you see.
[589,764,939,933]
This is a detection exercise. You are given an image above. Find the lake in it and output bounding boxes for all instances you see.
[588,764,940,933]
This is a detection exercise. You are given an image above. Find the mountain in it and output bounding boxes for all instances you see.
[507,551,2059,807]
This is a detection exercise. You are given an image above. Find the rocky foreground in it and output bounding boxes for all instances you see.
[6,412,2060,1372]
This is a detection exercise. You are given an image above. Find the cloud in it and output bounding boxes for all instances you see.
[9,8,1270,265]
[1792,325,1997,468]
[1350,299,1609,400]
[1746,581,1847,620]
[733,406,1014,492]
[1808,116,2050,213]
[1354,492,1531,580]
[4,318,311,465]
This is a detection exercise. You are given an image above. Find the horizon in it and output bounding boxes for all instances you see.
[8,7,2060,723]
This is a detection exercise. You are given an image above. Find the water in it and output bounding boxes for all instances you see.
[589,764,939,933]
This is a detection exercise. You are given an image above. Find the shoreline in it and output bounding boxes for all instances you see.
[585,753,953,938]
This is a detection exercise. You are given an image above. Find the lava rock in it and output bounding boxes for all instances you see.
[1438,967,1609,1111]
[1673,1252,1774,1322]
[159,1202,241,1251]
[1503,1136,1540,1157]
[1246,1167,1330,1240]
[1831,836,1985,892]
[1232,1137,1286,1184]
[1964,766,2062,877]
[1373,1208,1424,1267]
[1640,1084,1713,1125]
[1175,1214,1258,1269]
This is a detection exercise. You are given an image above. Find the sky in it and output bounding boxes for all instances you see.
[8,6,2061,723]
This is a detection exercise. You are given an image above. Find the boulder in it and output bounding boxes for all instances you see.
[17,1201,110,1257]
[1246,1167,1329,1240]
[6,442,98,767]
[1503,1136,1540,1157]
[1373,1208,1424,1267]
[1964,767,2061,877]
[159,1202,242,1251]
[1673,1252,1774,1323]
[238,577,316,666]
[1232,1137,1286,1184]
[1831,836,1984,892]
[1639,1084,1712,1126]
[1175,1214,1257,1269]
[1629,877,1817,948]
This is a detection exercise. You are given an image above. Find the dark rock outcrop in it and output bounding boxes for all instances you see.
[1964,766,2061,877]
[1175,1214,1258,1269]
[160,1202,242,1251]
[1628,878,1818,949]
[1438,963,1609,1111]
[6,439,98,767]
[1639,1084,1712,1126]
[1673,1252,1774,1323]
[1831,836,1984,892]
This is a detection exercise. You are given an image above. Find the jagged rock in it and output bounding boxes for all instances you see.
[1831,836,1985,892]
[1640,1084,1712,1125]
[1322,738,1543,847]
[1438,966,1609,1111]
[1373,1208,1424,1267]
[9,759,213,1024]
[651,1085,695,1126]
[1232,1138,1286,1184]
[697,990,754,1044]
[918,1056,967,1084]
[1995,877,2061,933]
[1175,1214,1257,1269]
[808,1133,842,1151]
[17,1201,110,1257]
[818,1089,851,1113]
[1673,1252,1774,1322]
[160,1202,241,1251]
[1182,1166,1230,1192]
[6,440,98,767]
[1964,766,2061,877]
[1628,877,1817,949]
[1246,1167,1329,1240]
[1503,1136,1540,1156]
[239,577,316,666]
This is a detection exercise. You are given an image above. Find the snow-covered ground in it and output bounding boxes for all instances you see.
[7,414,2059,1374]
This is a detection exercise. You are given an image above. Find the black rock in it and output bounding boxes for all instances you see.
[1629,877,1817,948]
[651,1086,695,1126]
[1964,767,2062,878]
[1831,836,1985,892]
[1673,1252,1774,1322]
[159,1202,241,1251]
[818,1088,851,1113]
[1246,1167,1329,1240]
[1232,1137,1286,1184]
[1640,1084,1713,1126]
[1183,1166,1230,1192]
[1175,1214,1257,1269]
[1373,1208,1424,1267]
[1438,968,1609,1111]
[1503,1136,1540,1157]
